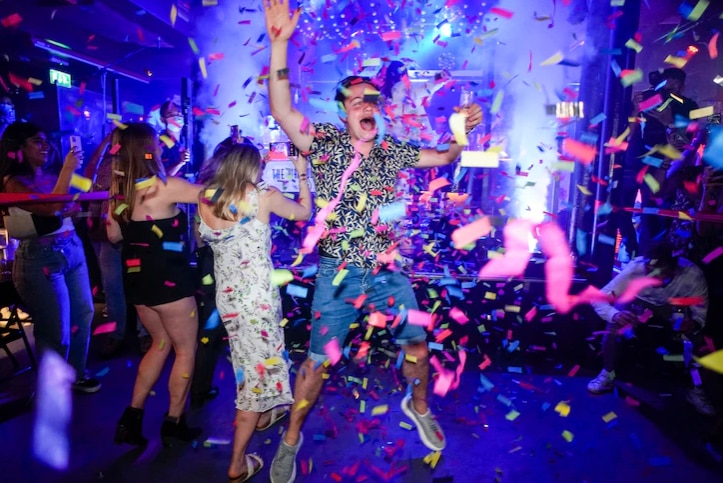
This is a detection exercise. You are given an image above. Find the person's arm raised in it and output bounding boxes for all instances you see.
[264,0,314,153]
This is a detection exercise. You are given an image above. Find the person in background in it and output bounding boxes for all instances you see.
[159,100,191,177]
[0,96,16,139]
[587,242,715,416]
[108,123,202,447]
[83,132,151,357]
[263,3,482,482]
[0,122,99,393]
[198,141,311,482]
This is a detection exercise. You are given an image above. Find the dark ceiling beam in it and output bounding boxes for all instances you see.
[96,0,192,50]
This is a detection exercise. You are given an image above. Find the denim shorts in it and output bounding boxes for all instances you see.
[308,256,427,363]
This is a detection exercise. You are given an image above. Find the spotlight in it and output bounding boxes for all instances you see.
[440,23,452,38]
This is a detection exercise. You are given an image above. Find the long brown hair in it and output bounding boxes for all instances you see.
[109,123,164,223]
[202,143,262,221]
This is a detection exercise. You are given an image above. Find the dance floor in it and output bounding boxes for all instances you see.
[1,315,722,483]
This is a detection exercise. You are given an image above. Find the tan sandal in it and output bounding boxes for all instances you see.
[255,406,288,431]
[228,453,263,482]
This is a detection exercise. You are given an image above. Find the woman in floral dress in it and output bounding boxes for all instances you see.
[197,141,311,482]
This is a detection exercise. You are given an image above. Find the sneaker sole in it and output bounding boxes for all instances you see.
[687,395,716,417]
[72,385,102,394]
[401,395,445,451]
[587,386,614,395]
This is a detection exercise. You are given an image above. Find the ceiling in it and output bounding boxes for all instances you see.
[0,0,195,83]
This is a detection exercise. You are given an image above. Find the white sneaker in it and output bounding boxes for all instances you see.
[587,369,615,394]
[687,387,716,416]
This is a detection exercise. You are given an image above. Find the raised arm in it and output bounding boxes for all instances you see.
[416,103,482,168]
[162,176,204,205]
[264,0,315,152]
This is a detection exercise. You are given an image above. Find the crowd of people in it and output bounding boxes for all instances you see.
[0,2,721,482]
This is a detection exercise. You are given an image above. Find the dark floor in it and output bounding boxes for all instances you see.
[1,321,723,483]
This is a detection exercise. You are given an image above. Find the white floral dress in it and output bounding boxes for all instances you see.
[198,186,293,412]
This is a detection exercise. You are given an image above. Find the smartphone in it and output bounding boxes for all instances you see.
[69,135,82,151]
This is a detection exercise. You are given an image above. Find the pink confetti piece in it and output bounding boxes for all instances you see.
[709,32,719,59]
[406,308,433,327]
[524,306,537,322]
[92,321,117,335]
[702,246,723,265]
[563,138,597,165]
[478,219,533,279]
[537,222,574,314]
[451,216,491,249]
[324,338,342,365]
[615,277,662,305]
[448,307,469,325]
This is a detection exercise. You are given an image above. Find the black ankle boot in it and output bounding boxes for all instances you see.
[115,407,148,447]
[160,413,202,447]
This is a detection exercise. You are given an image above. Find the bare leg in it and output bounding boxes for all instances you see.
[284,358,326,445]
[131,305,172,409]
[402,341,430,414]
[602,323,618,373]
[152,296,198,418]
[228,410,262,478]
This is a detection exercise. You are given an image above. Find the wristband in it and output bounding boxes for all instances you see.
[298,173,308,180]
[277,67,290,80]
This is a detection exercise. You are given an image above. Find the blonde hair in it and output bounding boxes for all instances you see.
[201,143,262,221]
[109,123,165,223]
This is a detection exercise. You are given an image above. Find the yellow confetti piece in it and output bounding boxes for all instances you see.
[405,354,418,363]
[202,0,218,5]
[484,291,497,300]
[188,38,200,55]
[664,55,687,68]
[135,175,158,190]
[540,51,564,66]
[555,401,571,417]
[505,410,520,421]
[577,184,592,196]
[448,112,468,146]
[562,430,574,442]
[687,0,709,21]
[182,373,190,379]
[360,400,366,413]
[201,274,214,285]
[490,90,504,115]
[689,106,715,120]
[170,4,178,26]
[643,173,660,194]
[371,404,389,416]
[199,57,208,79]
[364,325,374,341]
[399,421,413,430]
[200,337,209,344]
[620,69,643,87]
[159,134,175,149]
[615,127,631,145]
[151,224,163,238]
[504,305,521,313]
[279,318,288,328]
[252,387,263,394]
[322,373,330,379]
[460,150,499,168]
[291,253,304,267]
[694,349,723,374]
[112,119,128,130]
[624,38,643,53]
[295,399,309,411]
[70,173,92,192]
[265,356,281,366]
[678,211,692,221]
[355,192,367,212]
[332,269,348,287]
[657,144,683,160]
[602,411,617,423]
[158,339,166,351]
[271,269,294,287]
[362,377,368,390]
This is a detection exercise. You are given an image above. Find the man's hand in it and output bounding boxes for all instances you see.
[612,310,638,328]
[181,148,191,165]
[263,0,301,42]
[454,103,483,133]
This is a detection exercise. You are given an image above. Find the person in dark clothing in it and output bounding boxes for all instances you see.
[159,100,191,177]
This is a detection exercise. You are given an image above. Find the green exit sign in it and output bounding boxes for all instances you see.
[49,69,72,88]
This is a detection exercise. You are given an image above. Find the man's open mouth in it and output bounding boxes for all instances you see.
[360,116,376,131]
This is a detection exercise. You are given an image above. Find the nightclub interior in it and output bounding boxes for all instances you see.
[1,0,723,482]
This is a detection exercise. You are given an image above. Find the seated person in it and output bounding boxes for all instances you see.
[588,242,715,416]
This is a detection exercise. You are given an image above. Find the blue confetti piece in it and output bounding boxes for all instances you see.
[703,126,723,169]
[162,241,184,252]
[642,207,660,214]
[438,277,458,287]
[589,112,607,126]
[313,434,327,441]
[446,285,464,299]
[436,143,450,152]
[629,432,642,449]
[229,204,237,215]
[507,340,520,353]
[374,112,385,144]
[95,366,110,378]
[427,342,444,351]
[479,374,495,391]
[641,156,663,168]
[496,394,512,407]
[395,351,404,370]
[235,367,244,384]
[539,304,554,311]
[598,234,616,246]
[286,283,308,298]
[656,346,669,355]
[204,309,220,330]
[541,402,551,411]
[507,366,523,374]
[378,202,406,223]
[302,265,318,278]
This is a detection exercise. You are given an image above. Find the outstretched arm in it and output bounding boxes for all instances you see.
[416,103,483,168]
[264,0,314,152]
